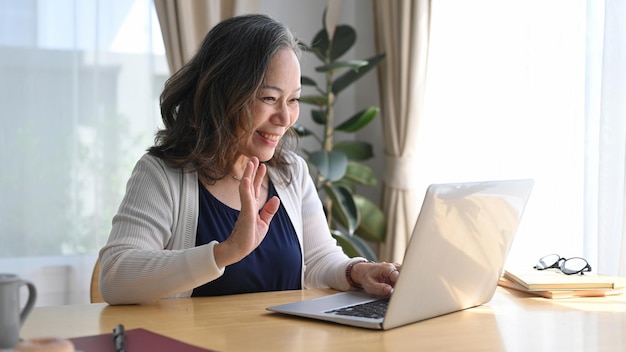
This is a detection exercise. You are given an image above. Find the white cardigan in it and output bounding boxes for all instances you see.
[99,152,362,304]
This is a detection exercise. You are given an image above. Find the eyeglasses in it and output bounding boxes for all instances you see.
[533,254,591,275]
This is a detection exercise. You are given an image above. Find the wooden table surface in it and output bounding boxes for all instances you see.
[21,287,626,351]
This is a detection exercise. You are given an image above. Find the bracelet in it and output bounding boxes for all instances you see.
[345,259,370,289]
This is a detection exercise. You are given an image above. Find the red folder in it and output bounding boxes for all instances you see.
[69,328,216,352]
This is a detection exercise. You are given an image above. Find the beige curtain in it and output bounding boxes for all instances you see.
[372,0,431,263]
[154,0,259,74]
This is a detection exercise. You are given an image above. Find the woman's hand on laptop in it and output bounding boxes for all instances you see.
[350,261,402,296]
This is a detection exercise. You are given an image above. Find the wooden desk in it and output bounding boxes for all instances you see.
[21,287,626,351]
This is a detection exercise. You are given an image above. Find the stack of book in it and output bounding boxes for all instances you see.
[499,268,626,299]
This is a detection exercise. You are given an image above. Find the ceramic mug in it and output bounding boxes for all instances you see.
[0,273,37,349]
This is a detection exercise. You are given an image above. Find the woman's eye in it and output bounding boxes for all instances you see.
[259,96,299,105]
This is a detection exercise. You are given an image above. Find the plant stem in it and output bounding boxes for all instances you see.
[322,41,335,227]
[323,80,334,152]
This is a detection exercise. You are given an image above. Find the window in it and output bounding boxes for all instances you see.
[421,0,588,268]
[0,0,167,305]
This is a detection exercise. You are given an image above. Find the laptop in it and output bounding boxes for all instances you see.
[267,179,534,330]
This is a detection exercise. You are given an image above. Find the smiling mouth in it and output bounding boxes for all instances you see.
[257,131,280,141]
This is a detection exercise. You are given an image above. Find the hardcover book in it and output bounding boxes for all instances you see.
[69,328,216,352]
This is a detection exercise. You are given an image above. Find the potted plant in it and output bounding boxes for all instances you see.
[295,8,386,261]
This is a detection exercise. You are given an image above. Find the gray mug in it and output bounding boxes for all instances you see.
[0,273,37,349]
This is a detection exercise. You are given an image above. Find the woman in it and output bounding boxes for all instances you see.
[98,14,400,305]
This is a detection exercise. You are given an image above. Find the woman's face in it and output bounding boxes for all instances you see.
[242,48,301,162]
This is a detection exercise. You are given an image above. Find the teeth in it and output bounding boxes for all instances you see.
[259,132,280,141]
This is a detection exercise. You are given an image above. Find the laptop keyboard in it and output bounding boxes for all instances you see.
[325,298,390,319]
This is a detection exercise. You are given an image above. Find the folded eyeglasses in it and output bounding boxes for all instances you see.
[533,254,591,275]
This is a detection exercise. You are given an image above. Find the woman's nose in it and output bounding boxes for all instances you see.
[272,102,290,126]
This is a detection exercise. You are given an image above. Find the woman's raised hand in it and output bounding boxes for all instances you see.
[213,157,280,268]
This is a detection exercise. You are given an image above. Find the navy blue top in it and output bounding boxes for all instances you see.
[192,180,302,296]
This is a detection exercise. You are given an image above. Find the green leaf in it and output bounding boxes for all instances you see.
[303,45,325,63]
[333,141,373,161]
[331,230,378,261]
[301,76,318,87]
[333,177,356,191]
[332,53,386,95]
[315,60,367,73]
[335,107,379,132]
[309,151,348,182]
[310,28,329,62]
[329,25,357,61]
[292,124,313,137]
[311,110,326,125]
[325,184,358,234]
[299,95,328,106]
[332,230,361,257]
[354,195,387,243]
[344,162,377,187]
